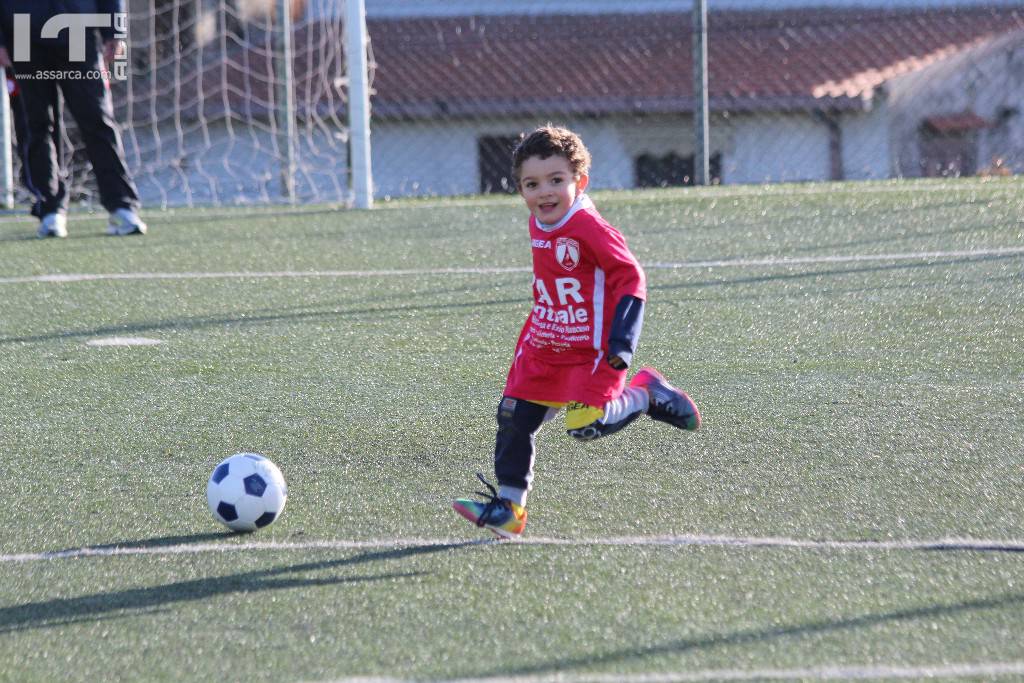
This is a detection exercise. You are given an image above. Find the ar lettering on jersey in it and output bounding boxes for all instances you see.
[531,238,552,249]
[535,277,584,306]
[532,276,589,325]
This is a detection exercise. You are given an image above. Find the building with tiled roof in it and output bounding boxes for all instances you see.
[361,5,1023,196]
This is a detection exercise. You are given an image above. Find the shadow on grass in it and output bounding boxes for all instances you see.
[781,217,1017,256]
[8,252,1020,347]
[0,291,523,346]
[1,540,475,633]
[650,251,1024,295]
[477,591,1024,678]
[7,249,1018,348]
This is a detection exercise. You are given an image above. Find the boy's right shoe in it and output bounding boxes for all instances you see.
[452,474,527,539]
[630,367,701,431]
[37,213,68,239]
[107,208,147,236]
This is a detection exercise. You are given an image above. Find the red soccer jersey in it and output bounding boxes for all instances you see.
[515,195,646,366]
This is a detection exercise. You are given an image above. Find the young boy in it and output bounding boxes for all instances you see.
[453,125,700,538]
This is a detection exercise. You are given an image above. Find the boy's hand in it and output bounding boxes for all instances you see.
[606,354,627,370]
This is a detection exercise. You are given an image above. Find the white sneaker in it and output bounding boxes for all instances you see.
[107,208,147,236]
[37,213,68,239]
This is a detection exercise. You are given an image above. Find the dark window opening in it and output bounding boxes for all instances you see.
[635,152,721,187]
[479,136,520,194]
[919,114,988,178]
[920,133,976,177]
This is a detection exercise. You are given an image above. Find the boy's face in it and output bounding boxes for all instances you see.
[517,154,589,225]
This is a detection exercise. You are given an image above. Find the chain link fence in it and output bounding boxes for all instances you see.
[364,1,1023,199]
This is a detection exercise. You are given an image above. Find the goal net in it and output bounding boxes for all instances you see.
[11,0,354,209]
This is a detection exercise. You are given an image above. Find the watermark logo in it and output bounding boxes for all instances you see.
[12,13,128,81]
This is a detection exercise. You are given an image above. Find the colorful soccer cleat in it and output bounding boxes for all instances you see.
[452,473,527,539]
[630,367,701,431]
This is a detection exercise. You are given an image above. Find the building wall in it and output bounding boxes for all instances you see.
[371,112,841,198]
[371,118,637,197]
[842,102,892,180]
[722,113,831,183]
[612,114,725,182]
[887,30,1024,176]
[372,121,477,197]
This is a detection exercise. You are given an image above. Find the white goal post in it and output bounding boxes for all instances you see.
[345,0,372,209]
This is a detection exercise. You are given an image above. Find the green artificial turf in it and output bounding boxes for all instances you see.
[0,178,1022,681]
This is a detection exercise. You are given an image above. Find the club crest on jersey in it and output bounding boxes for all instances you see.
[555,237,580,271]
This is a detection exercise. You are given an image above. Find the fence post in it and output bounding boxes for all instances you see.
[693,0,710,186]
[276,0,297,203]
[346,0,373,209]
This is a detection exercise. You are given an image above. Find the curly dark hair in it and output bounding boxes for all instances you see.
[511,125,592,185]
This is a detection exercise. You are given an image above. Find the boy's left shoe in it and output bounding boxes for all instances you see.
[453,474,527,539]
[107,208,147,236]
[630,367,701,431]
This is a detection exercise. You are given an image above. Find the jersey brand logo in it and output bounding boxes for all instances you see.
[555,237,580,271]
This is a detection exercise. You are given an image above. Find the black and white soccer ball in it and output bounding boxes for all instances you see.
[206,453,287,532]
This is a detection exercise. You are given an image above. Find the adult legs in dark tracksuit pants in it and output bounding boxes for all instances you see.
[16,35,142,233]
[18,41,139,215]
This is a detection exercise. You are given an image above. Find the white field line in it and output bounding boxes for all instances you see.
[3,533,1024,564]
[0,178,1013,223]
[0,266,531,285]
[315,661,1024,682]
[1,246,1022,286]
[85,336,163,347]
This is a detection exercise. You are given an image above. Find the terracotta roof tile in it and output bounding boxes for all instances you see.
[367,7,1024,118]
